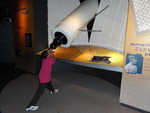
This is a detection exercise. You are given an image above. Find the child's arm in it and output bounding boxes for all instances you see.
[48,49,55,58]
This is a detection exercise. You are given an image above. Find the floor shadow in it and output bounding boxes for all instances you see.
[0,62,26,93]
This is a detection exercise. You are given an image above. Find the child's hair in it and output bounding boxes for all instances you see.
[41,50,48,59]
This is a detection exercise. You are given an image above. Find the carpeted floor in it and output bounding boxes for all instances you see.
[0,71,149,113]
[0,63,26,93]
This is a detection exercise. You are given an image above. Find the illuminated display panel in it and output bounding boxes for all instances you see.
[37,46,124,72]
[130,0,150,34]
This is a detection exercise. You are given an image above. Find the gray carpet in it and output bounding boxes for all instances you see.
[0,72,146,113]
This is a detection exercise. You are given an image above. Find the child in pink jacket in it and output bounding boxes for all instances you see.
[26,49,58,111]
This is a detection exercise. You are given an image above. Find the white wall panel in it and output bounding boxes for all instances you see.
[90,0,128,54]
[111,21,124,40]
[72,30,89,45]
[107,0,121,18]
[48,0,77,15]
[98,0,111,12]
[90,32,102,44]
[99,36,111,47]
[102,17,115,37]
[117,0,128,23]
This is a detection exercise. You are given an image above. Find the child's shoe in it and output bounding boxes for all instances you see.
[26,106,39,111]
[50,89,59,94]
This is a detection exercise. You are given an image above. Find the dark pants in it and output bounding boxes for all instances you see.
[27,81,54,107]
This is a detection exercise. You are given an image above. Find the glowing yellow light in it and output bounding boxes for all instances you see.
[37,46,124,67]
[109,57,116,62]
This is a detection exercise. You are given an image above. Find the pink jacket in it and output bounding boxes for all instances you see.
[38,57,55,83]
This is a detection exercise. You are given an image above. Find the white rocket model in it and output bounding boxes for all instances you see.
[50,0,99,49]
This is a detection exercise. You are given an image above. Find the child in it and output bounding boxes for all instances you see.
[26,49,58,111]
